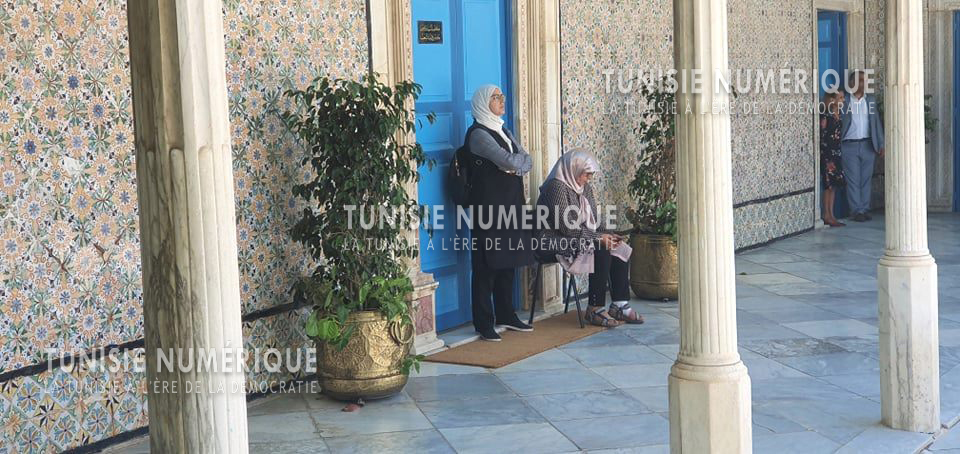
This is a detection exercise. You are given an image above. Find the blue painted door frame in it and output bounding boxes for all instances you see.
[817,10,850,218]
[412,0,513,331]
[954,12,960,211]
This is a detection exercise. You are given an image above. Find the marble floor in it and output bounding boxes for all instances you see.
[110,213,960,453]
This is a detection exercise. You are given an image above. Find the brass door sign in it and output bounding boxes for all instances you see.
[418,21,443,44]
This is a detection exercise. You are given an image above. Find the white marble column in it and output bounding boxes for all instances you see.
[127,1,249,452]
[878,0,941,433]
[668,1,752,452]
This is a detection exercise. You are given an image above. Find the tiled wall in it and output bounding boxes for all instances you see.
[0,0,368,451]
[559,0,816,248]
[728,0,816,246]
[558,0,674,214]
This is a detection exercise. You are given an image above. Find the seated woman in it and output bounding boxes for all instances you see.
[535,150,643,327]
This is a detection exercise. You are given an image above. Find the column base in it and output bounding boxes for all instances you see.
[668,361,752,453]
[878,254,940,432]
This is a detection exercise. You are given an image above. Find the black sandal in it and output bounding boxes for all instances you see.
[608,303,644,324]
[584,308,623,327]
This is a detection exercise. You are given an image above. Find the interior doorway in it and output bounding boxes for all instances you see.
[411,0,514,331]
[817,10,850,219]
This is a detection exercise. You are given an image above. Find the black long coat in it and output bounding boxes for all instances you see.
[467,124,535,270]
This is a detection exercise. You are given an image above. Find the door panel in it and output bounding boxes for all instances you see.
[817,10,849,219]
[413,0,512,331]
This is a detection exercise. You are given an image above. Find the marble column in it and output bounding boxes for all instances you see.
[878,0,941,433]
[126,1,249,452]
[668,1,752,452]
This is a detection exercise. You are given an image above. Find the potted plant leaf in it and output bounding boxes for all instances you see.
[626,77,679,300]
[282,74,431,400]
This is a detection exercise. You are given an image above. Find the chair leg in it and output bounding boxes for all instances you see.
[528,264,541,325]
[562,272,570,314]
[570,276,585,329]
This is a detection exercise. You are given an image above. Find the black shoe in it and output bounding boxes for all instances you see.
[476,328,502,342]
[863,212,873,221]
[852,213,866,222]
[496,319,533,332]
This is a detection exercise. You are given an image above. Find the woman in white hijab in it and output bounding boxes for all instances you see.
[465,84,534,342]
[535,150,643,327]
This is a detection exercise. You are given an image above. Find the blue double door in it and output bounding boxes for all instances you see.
[817,10,850,218]
[412,0,513,331]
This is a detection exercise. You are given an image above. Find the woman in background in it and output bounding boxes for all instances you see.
[820,90,846,227]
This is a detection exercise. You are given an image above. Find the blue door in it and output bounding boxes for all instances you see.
[954,12,960,211]
[817,10,850,218]
[412,0,513,331]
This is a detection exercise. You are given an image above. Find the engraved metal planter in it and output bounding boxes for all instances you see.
[629,234,679,300]
[317,310,414,401]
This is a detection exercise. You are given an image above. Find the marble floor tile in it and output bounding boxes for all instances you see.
[412,362,490,377]
[248,411,321,443]
[496,349,583,372]
[621,386,669,413]
[560,330,641,349]
[822,335,880,358]
[783,319,878,339]
[309,402,433,437]
[323,430,453,454]
[740,337,847,358]
[250,440,330,454]
[747,306,849,324]
[590,363,673,388]
[736,294,809,312]
[751,377,859,402]
[620,326,682,345]
[741,357,807,380]
[752,404,809,434]
[940,330,960,347]
[303,390,414,411]
[763,282,848,296]
[736,273,813,287]
[736,323,811,341]
[248,394,309,416]
[587,444,670,453]
[835,424,932,454]
[495,367,614,396]
[416,396,544,428]
[736,259,781,275]
[440,422,579,454]
[738,250,807,264]
[817,373,881,399]
[553,414,670,450]
[752,398,880,444]
[405,373,513,402]
[563,344,674,367]
[753,431,841,454]
[930,424,960,450]
[646,344,679,359]
[776,352,879,377]
[524,389,651,421]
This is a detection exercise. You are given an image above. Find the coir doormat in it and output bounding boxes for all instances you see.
[424,311,604,369]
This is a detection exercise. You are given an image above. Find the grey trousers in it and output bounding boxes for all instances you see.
[840,140,876,216]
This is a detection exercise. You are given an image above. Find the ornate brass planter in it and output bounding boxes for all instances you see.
[629,234,679,300]
[317,311,414,401]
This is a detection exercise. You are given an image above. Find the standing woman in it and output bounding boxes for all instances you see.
[466,85,535,341]
[820,90,846,227]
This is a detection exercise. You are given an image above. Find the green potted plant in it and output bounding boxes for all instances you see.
[282,74,430,400]
[626,77,679,300]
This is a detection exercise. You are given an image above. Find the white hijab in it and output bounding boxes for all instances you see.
[542,149,599,230]
[471,85,512,151]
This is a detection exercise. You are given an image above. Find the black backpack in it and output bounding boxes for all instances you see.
[448,125,480,206]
